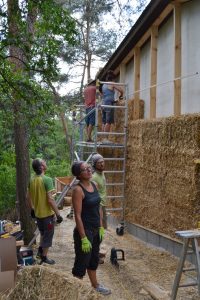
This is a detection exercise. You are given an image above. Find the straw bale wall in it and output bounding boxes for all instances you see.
[126,113,200,237]
[98,99,200,238]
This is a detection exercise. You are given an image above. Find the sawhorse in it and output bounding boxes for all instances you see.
[171,230,200,300]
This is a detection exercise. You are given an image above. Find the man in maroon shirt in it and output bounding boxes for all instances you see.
[83,79,96,142]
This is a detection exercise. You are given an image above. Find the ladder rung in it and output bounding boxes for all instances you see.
[183,267,196,272]
[99,81,127,86]
[97,144,125,148]
[104,171,124,174]
[100,104,127,109]
[97,132,125,136]
[104,158,125,161]
[107,195,124,199]
[106,183,124,186]
[179,282,197,287]
[106,208,123,212]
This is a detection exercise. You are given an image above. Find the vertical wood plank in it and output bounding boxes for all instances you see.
[120,63,126,83]
[150,25,158,119]
[133,47,140,120]
[174,2,182,116]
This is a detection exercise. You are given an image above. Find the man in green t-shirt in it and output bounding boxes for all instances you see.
[92,154,107,263]
[27,158,63,265]
[92,154,107,229]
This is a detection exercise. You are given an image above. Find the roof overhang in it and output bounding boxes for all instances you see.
[98,0,172,80]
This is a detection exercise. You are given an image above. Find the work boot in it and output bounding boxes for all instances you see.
[98,258,104,264]
[40,256,55,265]
[36,247,43,259]
[99,252,106,258]
[67,211,74,219]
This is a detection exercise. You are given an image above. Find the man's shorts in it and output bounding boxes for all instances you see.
[36,215,55,248]
[102,107,114,124]
[85,107,95,126]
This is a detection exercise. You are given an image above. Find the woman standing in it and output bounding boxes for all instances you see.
[71,161,111,296]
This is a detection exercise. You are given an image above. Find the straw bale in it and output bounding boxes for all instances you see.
[0,266,102,300]
[128,99,144,121]
[125,113,200,237]
[64,196,72,206]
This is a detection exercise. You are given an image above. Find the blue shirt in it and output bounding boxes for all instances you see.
[102,84,115,105]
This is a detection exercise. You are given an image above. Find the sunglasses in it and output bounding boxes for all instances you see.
[80,166,92,173]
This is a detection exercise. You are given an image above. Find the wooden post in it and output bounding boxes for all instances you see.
[120,63,126,83]
[133,47,140,120]
[150,25,158,119]
[174,2,182,116]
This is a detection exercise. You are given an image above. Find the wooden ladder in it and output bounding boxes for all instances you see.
[171,230,200,299]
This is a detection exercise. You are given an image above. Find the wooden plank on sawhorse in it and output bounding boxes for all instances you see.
[171,229,200,300]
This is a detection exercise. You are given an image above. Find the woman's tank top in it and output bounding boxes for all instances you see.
[79,181,101,230]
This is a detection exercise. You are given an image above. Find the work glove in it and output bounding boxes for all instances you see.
[99,227,105,242]
[31,209,36,219]
[56,215,63,224]
[81,237,92,253]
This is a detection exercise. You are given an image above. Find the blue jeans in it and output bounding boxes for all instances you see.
[102,107,114,124]
[85,107,95,126]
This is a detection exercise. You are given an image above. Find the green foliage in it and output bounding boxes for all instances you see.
[0,117,72,215]
[0,149,16,215]
[0,118,16,214]
[29,119,72,179]
[0,0,78,130]
[59,0,117,93]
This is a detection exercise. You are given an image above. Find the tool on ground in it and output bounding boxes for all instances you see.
[116,222,125,236]
[19,247,34,266]
[67,208,74,219]
[110,247,125,268]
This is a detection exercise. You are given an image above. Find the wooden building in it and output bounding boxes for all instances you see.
[98,0,200,238]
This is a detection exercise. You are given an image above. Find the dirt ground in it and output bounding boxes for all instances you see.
[38,207,200,300]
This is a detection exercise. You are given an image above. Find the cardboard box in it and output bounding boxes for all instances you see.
[0,236,17,292]
[0,270,15,290]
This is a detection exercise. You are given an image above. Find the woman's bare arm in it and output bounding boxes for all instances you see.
[72,186,86,238]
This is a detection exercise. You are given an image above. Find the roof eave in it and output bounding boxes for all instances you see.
[98,0,171,80]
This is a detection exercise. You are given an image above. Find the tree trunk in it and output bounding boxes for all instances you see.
[14,122,35,244]
[86,1,91,81]
[7,0,35,244]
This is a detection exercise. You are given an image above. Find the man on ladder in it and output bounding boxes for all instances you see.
[101,70,123,143]
[83,78,96,142]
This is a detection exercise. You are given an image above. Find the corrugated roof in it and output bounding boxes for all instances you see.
[98,0,171,79]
